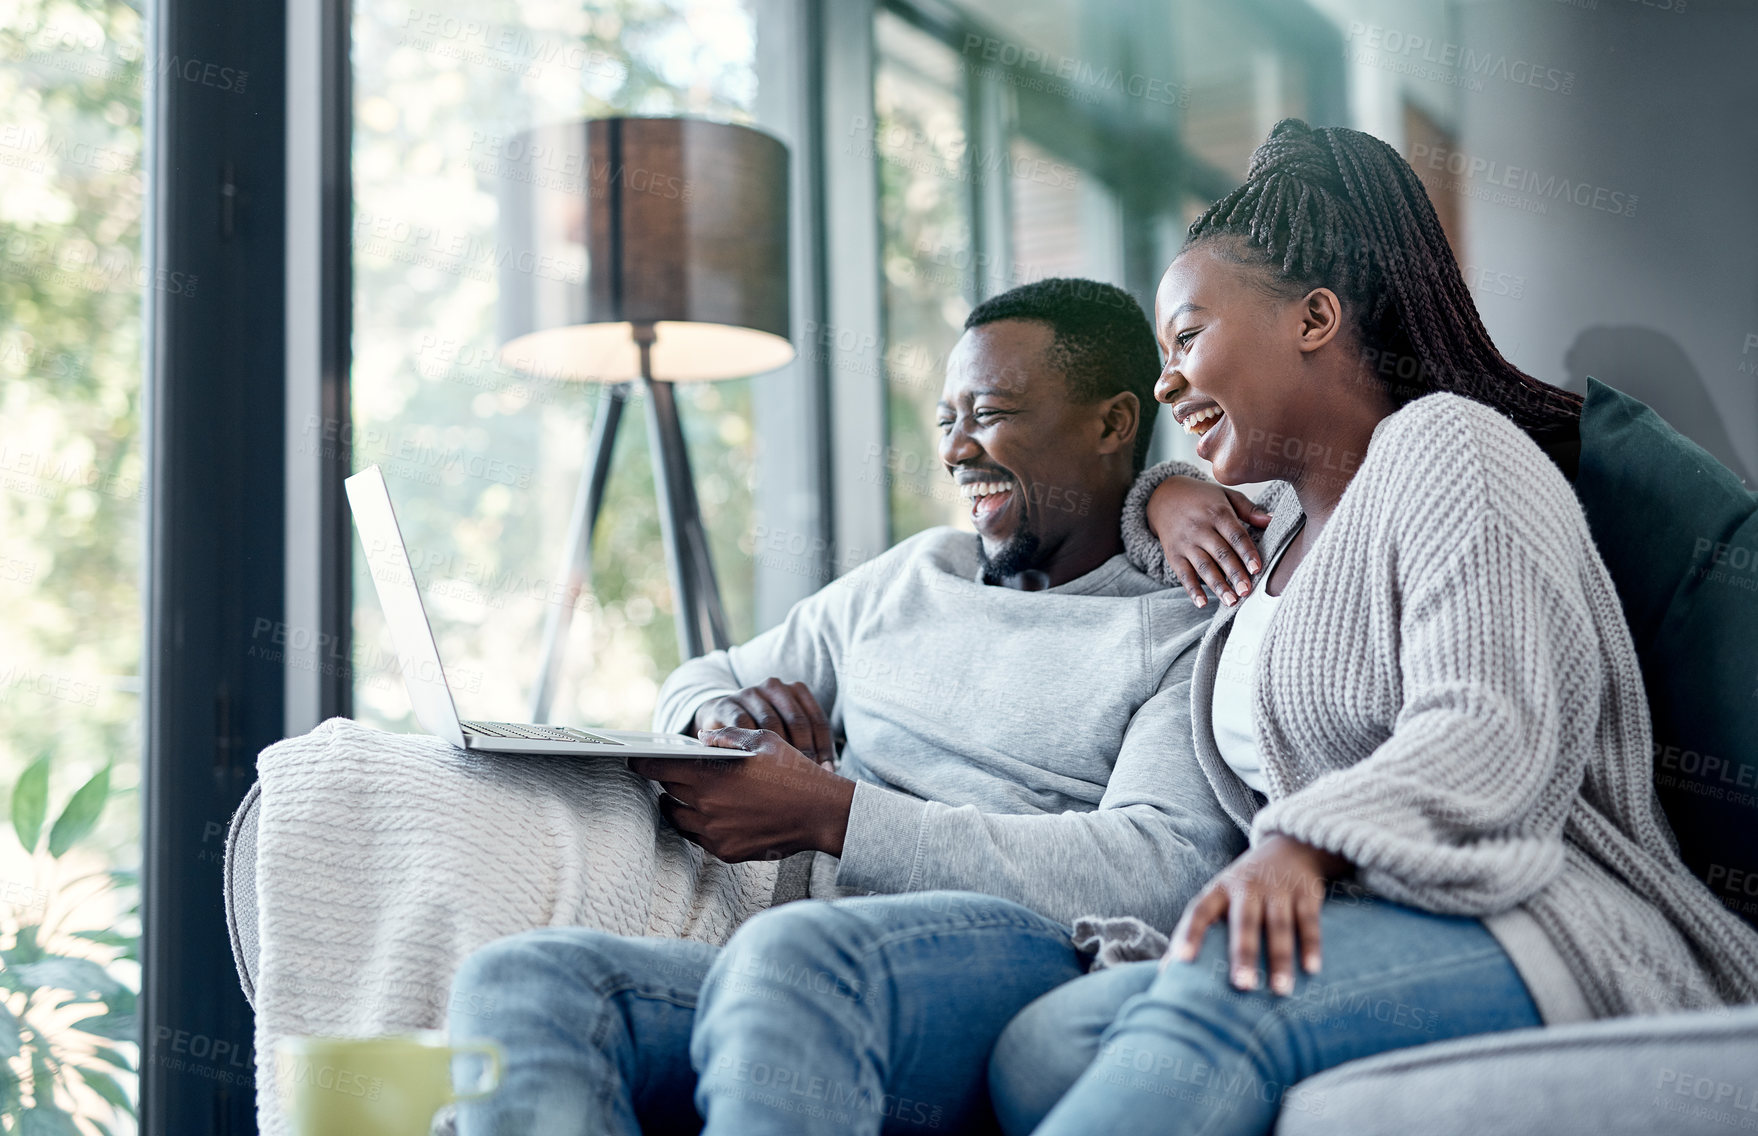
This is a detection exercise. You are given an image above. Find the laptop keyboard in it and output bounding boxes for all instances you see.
[461,720,623,745]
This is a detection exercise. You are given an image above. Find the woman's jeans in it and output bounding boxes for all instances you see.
[449,890,1086,1136]
[988,896,1543,1136]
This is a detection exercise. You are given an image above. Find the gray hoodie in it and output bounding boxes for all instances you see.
[653,521,1242,930]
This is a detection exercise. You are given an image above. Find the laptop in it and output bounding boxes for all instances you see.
[346,464,724,758]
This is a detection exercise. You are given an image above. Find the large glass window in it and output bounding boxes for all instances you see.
[873,0,1332,540]
[1007,135,1123,285]
[874,10,974,540]
[349,0,760,732]
[1176,0,1313,180]
[0,0,145,1131]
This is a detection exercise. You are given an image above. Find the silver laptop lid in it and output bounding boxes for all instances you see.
[344,465,468,747]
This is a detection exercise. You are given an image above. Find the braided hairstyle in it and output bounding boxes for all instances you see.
[1185,118,1581,449]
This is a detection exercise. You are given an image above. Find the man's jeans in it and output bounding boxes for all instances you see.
[449,890,1086,1135]
[988,896,1542,1136]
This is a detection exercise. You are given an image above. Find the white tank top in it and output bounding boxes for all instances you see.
[1209,537,1294,795]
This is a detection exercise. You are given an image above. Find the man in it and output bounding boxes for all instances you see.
[450,278,1239,1134]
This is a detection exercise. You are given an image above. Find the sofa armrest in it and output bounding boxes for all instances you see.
[1276,1004,1758,1136]
[223,781,262,1009]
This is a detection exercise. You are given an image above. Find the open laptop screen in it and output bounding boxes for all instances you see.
[344,466,468,747]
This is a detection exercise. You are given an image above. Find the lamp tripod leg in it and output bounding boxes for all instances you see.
[643,375,731,661]
[529,382,627,722]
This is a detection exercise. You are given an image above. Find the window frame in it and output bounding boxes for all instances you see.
[142,0,310,1131]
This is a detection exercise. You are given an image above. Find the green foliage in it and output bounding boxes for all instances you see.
[0,0,146,781]
[1,0,145,1130]
[81,1048,130,1076]
[0,1003,22,1059]
[2,760,139,1131]
[72,1068,129,1114]
[46,768,110,860]
[66,932,133,962]
[12,760,50,854]
[20,1107,83,1136]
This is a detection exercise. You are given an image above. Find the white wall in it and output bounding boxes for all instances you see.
[1305,0,1460,148]
[1274,0,1758,480]
[1451,0,1756,480]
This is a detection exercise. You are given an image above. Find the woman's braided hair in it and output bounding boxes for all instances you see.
[1186,118,1581,447]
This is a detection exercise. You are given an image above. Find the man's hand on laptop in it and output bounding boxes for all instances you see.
[690,678,837,770]
[629,727,856,862]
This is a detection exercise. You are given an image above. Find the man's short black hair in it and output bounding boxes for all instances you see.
[964,277,1161,470]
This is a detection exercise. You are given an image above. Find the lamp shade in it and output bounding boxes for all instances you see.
[495,116,793,383]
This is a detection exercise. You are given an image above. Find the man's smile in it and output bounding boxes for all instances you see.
[958,477,1017,528]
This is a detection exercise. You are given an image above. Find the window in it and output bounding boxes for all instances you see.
[870,0,1339,538]
[874,10,975,539]
[1007,135,1123,285]
[1177,0,1314,180]
[349,0,761,732]
[0,0,145,1130]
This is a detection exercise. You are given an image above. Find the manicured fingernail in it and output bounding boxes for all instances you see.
[1272,973,1293,995]
[1237,580,1251,595]
[1234,967,1257,989]
[1222,592,1237,606]
[1249,559,1261,572]
[1304,953,1321,973]
[1194,596,1207,608]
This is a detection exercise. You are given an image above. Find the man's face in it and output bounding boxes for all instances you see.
[936,319,1121,582]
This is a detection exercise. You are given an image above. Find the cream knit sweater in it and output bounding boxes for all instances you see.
[1118,392,1758,1019]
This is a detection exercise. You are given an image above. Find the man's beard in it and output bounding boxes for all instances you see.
[979,526,1042,584]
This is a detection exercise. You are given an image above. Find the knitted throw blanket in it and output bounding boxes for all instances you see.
[249,718,777,1136]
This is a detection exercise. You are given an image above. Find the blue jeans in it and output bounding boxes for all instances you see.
[988,897,1543,1136]
[449,891,1086,1136]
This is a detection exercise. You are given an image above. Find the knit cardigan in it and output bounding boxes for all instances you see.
[1117,392,1758,1020]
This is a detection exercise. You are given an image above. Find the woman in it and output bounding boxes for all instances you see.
[986,118,1758,1135]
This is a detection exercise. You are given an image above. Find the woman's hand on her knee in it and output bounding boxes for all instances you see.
[1164,835,1350,996]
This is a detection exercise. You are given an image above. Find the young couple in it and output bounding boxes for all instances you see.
[449,120,1758,1135]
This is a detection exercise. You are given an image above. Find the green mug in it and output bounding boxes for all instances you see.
[276,1031,501,1136]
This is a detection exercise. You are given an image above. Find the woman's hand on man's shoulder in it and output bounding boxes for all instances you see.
[1146,475,1272,608]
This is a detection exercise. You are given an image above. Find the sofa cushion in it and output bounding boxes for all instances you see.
[1573,377,1758,928]
[1275,1004,1758,1136]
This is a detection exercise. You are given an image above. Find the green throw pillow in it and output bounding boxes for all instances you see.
[1574,377,1758,929]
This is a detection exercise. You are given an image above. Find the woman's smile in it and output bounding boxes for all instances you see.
[1170,392,1232,464]
[1180,405,1224,436]
[1192,409,1228,461]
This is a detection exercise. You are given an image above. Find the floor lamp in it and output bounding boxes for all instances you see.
[496,117,793,722]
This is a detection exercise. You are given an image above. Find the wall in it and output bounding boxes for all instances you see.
[1453,0,1755,480]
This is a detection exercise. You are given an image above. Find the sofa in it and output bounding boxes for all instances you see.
[226,379,1758,1132]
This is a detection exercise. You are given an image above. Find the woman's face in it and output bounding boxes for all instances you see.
[1153,244,1333,487]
